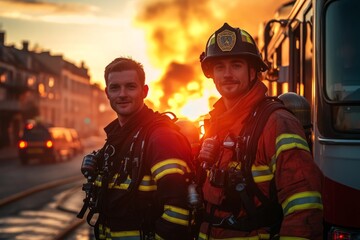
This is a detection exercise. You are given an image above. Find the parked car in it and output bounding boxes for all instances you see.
[18,123,74,165]
[68,128,84,155]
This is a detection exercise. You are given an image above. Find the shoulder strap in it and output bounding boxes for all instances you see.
[237,97,289,215]
[239,97,289,174]
[126,112,180,194]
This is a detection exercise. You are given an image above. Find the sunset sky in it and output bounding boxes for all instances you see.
[0,0,290,119]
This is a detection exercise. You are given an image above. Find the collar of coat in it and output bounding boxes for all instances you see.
[104,105,156,142]
[207,80,268,135]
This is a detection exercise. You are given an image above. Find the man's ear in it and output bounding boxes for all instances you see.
[143,84,149,98]
[105,87,110,99]
[250,67,256,81]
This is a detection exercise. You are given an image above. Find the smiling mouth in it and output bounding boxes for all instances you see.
[221,81,240,86]
[117,101,130,105]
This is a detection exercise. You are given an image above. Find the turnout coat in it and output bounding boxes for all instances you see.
[198,81,323,240]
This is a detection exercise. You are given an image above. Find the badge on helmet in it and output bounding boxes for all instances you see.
[200,23,268,78]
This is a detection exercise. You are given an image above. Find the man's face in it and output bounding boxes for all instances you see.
[211,57,255,100]
[105,70,148,125]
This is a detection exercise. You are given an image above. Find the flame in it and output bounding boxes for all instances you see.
[135,0,290,121]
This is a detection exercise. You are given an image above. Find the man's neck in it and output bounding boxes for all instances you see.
[223,96,241,110]
[117,104,145,127]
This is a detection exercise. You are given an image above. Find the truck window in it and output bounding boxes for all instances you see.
[325,0,360,132]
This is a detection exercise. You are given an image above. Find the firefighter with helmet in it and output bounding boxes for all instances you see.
[197,23,323,239]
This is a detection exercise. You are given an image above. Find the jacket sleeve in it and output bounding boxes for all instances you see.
[265,110,324,240]
[147,127,193,240]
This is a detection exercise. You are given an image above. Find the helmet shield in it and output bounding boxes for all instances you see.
[200,23,268,78]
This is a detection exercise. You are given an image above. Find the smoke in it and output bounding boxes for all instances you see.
[135,0,290,116]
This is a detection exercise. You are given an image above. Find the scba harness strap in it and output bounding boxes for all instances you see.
[207,97,290,235]
[91,112,194,238]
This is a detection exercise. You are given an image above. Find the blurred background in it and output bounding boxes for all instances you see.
[0,1,290,239]
[0,0,290,148]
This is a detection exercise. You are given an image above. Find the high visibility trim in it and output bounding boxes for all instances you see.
[275,134,310,158]
[95,175,102,187]
[162,205,189,226]
[110,175,157,191]
[110,230,140,239]
[111,175,131,190]
[270,156,276,173]
[240,30,254,44]
[228,161,241,170]
[98,224,140,239]
[282,191,323,216]
[208,34,216,47]
[251,165,274,183]
[151,159,190,181]
[259,233,270,239]
[198,231,263,240]
[155,233,164,240]
[138,175,157,191]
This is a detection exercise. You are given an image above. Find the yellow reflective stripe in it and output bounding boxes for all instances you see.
[98,225,140,239]
[98,224,106,239]
[111,175,157,191]
[155,233,164,240]
[270,155,276,173]
[199,231,263,240]
[112,175,131,190]
[95,175,102,187]
[110,230,140,239]
[275,134,310,159]
[240,30,254,44]
[282,191,323,216]
[138,185,157,191]
[228,161,241,170]
[251,165,274,183]
[138,175,157,191]
[151,159,190,181]
[259,233,270,239]
[162,205,189,226]
[208,34,216,47]
[95,179,102,187]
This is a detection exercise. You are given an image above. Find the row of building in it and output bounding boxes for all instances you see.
[0,30,115,148]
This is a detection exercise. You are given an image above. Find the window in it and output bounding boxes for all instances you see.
[325,0,360,132]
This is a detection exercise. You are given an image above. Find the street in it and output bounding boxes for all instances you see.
[0,136,103,239]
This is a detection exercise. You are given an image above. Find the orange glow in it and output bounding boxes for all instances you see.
[18,140,27,149]
[26,123,34,130]
[282,82,289,93]
[271,81,278,96]
[134,0,291,121]
[46,140,53,148]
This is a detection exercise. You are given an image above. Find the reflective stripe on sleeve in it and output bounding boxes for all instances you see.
[151,158,190,181]
[161,204,189,226]
[275,134,310,159]
[270,133,310,173]
[282,191,323,216]
[138,175,157,191]
[252,165,274,183]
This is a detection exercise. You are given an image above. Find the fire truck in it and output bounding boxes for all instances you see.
[260,0,360,238]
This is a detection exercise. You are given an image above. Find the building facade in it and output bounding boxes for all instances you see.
[0,30,112,148]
